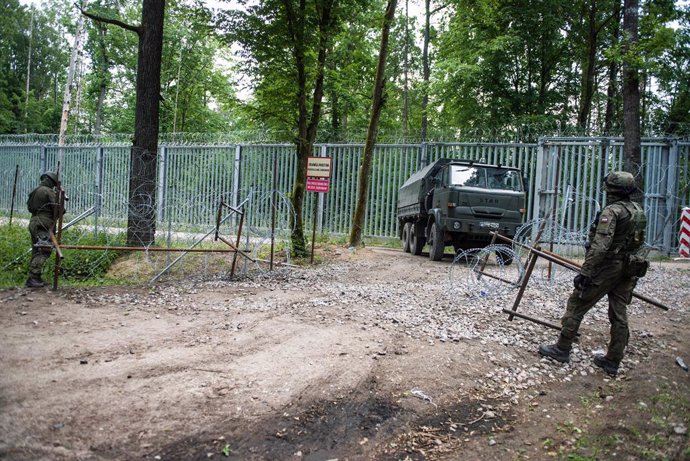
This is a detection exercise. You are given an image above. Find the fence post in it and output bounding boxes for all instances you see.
[40,145,47,174]
[531,138,546,223]
[663,138,680,255]
[157,146,167,223]
[421,142,428,168]
[232,145,242,210]
[318,144,327,233]
[95,146,104,234]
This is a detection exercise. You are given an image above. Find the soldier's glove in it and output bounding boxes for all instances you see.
[573,274,591,291]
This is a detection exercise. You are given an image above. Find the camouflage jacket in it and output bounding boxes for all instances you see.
[580,198,646,277]
[27,178,58,221]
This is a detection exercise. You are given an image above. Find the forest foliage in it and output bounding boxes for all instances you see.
[0,0,688,142]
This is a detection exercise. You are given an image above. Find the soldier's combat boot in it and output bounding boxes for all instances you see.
[593,354,619,376]
[25,277,45,288]
[538,344,570,363]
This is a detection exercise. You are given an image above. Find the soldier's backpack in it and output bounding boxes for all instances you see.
[622,201,649,277]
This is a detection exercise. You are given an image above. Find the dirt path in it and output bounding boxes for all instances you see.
[1,248,688,460]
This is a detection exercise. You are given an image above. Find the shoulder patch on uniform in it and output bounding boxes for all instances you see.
[600,217,609,223]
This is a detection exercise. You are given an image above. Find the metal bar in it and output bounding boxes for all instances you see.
[42,244,235,253]
[472,268,518,286]
[476,232,499,279]
[48,232,63,259]
[214,200,223,241]
[493,232,669,311]
[501,308,564,331]
[216,234,256,262]
[230,205,246,277]
[62,207,95,231]
[270,150,277,271]
[52,187,66,290]
[507,248,540,321]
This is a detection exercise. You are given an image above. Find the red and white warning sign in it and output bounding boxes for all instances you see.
[680,207,690,258]
[306,156,332,193]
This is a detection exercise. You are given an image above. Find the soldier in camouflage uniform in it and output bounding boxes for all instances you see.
[538,171,648,376]
[26,171,60,288]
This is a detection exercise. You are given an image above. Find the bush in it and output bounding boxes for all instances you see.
[0,224,125,288]
[0,223,32,287]
[58,228,125,281]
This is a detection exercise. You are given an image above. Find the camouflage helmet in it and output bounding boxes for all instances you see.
[40,171,59,186]
[603,171,637,195]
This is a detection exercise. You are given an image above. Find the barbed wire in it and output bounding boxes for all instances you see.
[448,244,524,299]
[2,121,689,146]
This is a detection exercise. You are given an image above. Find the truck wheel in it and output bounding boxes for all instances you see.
[428,222,445,261]
[410,223,426,255]
[402,222,412,253]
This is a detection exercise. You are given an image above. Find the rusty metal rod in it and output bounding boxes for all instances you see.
[214,200,223,241]
[472,268,518,286]
[476,231,499,281]
[508,247,540,321]
[48,232,63,259]
[501,309,563,331]
[217,235,257,262]
[53,187,66,290]
[492,232,669,311]
[230,206,246,277]
[37,244,235,253]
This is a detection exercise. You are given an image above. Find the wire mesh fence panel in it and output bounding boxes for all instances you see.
[0,145,43,218]
[99,146,130,228]
[0,138,687,258]
[45,146,100,218]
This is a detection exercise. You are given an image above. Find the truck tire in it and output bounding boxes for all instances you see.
[410,222,426,255]
[402,222,412,253]
[428,222,445,261]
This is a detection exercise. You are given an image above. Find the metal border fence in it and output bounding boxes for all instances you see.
[1,138,688,254]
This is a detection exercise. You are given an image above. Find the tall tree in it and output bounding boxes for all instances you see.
[59,2,88,148]
[604,1,622,133]
[622,0,640,176]
[284,0,338,256]
[434,0,574,137]
[216,0,343,255]
[82,0,166,246]
[349,0,397,247]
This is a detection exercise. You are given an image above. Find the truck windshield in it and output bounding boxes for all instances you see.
[450,166,523,192]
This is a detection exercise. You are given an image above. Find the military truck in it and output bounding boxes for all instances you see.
[397,158,526,261]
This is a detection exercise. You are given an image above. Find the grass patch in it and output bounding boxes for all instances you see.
[558,384,689,461]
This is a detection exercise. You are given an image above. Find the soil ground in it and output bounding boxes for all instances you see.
[1,247,688,461]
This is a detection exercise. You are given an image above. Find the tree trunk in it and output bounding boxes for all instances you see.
[59,1,88,150]
[126,0,166,246]
[604,2,621,134]
[421,0,430,141]
[94,23,109,135]
[24,7,34,129]
[622,0,641,180]
[577,0,598,131]
[286,0,336,257]
[402,0,409,140]
[349,0,398,247]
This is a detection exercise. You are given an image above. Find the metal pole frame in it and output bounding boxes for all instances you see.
[490,233,669,332]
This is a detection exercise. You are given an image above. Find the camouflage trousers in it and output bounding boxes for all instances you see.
[28,217,54,279]
[556,259,637,364]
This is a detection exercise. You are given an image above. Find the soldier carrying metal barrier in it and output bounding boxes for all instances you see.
[25,171,62,288]
[538,171,649,376]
